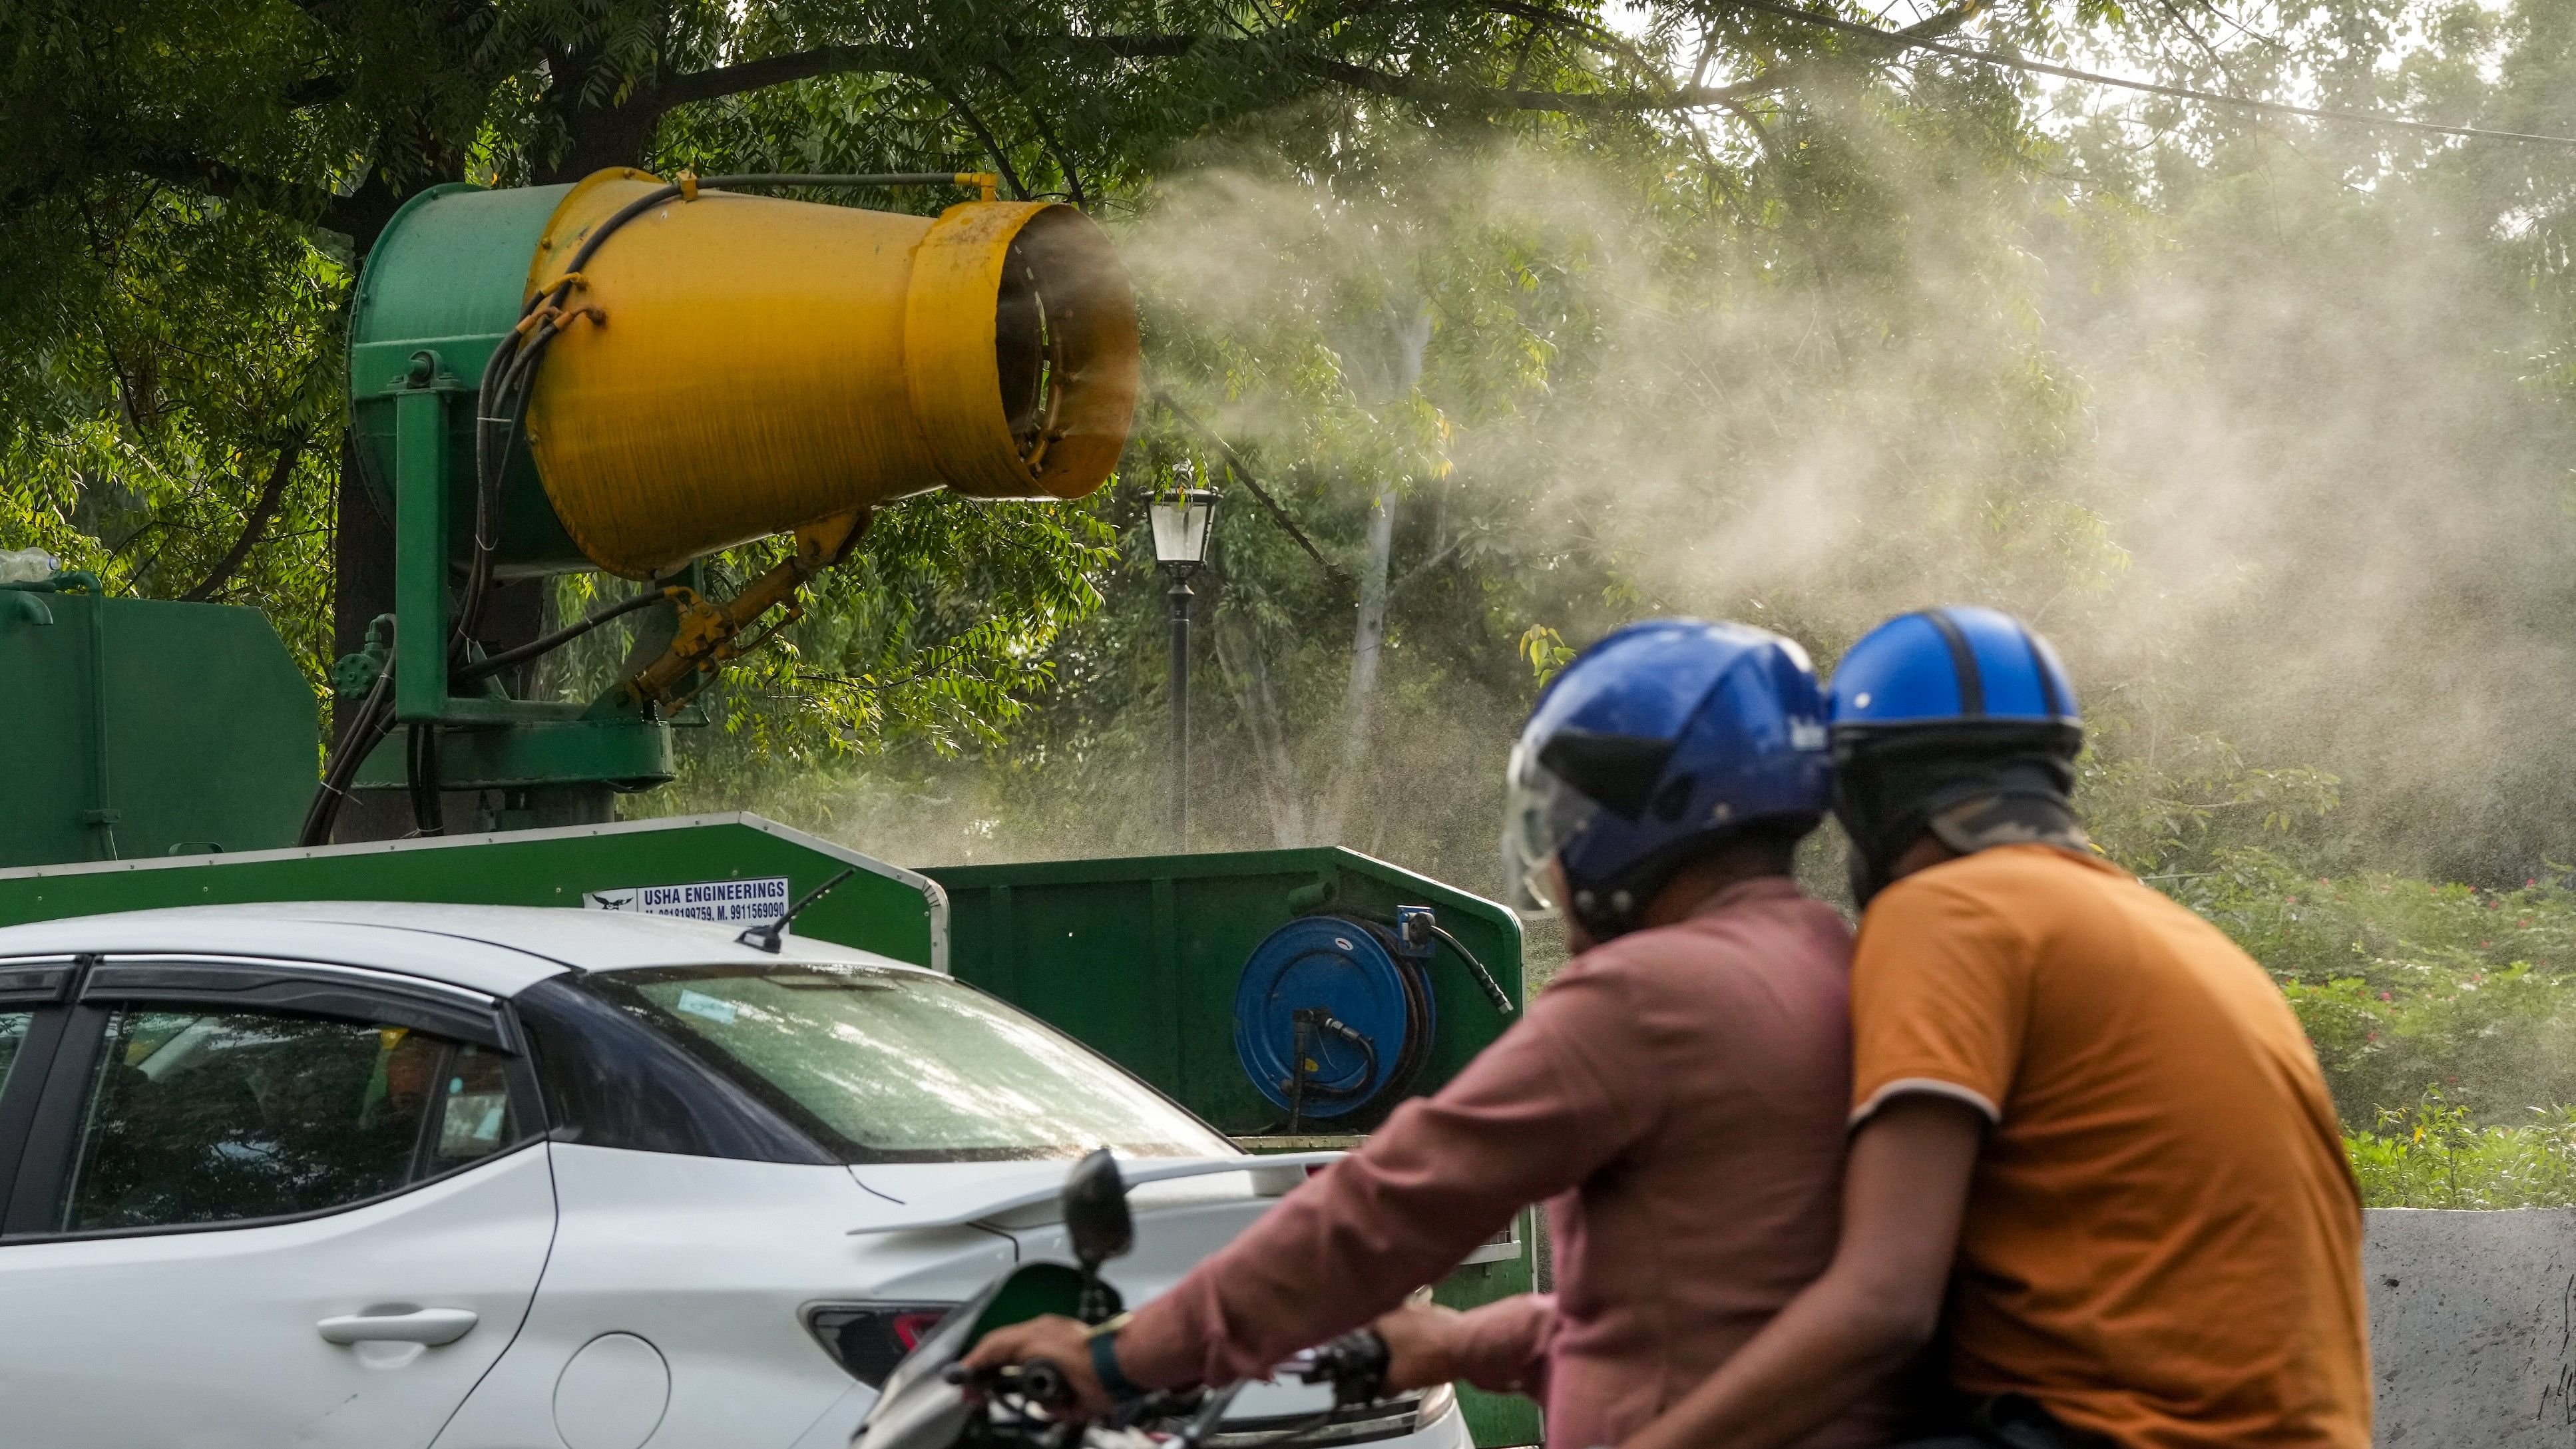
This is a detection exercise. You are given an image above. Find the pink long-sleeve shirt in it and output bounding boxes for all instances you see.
[1115,877,1904,1449]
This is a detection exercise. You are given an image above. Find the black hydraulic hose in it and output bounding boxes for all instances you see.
[406,716,445,837]
[298,659,397,847]
[556,173,988,288]
[1426,922,1516,1017]
[1285,1014,1310,1134]
[455,588,669,683]
[1383,946,1434,1113]
[1293,1010,1380,1100]
[562,186,684,276]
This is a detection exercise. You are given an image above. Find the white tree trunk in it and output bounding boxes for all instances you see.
[1211,616,1309,846]
[1319,490,1396,841]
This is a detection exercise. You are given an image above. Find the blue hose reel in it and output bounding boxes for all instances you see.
[1233,914,1434,1128]
[1233,906,1515,1130]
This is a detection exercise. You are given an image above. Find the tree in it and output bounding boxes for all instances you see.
[14,0,2574,889]
[738,0,2576,895]
[1,0,1996,747]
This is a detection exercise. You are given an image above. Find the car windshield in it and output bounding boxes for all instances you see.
[579,963,1234,1163]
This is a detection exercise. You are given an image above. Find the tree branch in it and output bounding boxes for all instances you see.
[180,429,308,602]
[126,149,397,246]
[986,59,1091,208]
[648,34,1203,112]
[933,80,1030,199]
[130,150,340,224]
[124,0,1992,244]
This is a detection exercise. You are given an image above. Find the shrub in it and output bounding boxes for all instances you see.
[2165,848,2576,1130]
[2342,1089,2576,1209]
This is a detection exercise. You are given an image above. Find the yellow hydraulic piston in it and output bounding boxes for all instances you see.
[521,170,1142,580]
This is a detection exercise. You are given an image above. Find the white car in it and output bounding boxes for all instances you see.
[0,903,1471,1449]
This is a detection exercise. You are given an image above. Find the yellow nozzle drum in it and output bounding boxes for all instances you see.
[523,170,1142,578]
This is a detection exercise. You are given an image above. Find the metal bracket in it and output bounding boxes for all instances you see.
[369,367,674,797]
[623,510,869,709]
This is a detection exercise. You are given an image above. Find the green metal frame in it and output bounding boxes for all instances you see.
[343,182,677,797]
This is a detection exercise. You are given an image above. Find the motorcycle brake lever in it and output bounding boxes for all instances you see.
[944,1360,1075,1411]
[1295,1329,1391,1407]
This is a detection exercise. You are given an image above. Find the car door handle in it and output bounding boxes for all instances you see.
[316,1308,480,1346]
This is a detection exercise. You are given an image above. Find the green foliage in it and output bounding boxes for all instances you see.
[2344,1088,2576,1209]
[4,0,2155,781]
[10,0,2576,905]
[2159,849,2576,1129]
[0,189,343,683]
[2081,732,2343,879]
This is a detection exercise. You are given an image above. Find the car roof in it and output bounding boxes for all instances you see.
[0,902,924,998]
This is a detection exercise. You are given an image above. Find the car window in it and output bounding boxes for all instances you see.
[514,978,836,1165]
[57,1007,521,1233]
[577,964,1234,1163]
[0,1010,28,1094]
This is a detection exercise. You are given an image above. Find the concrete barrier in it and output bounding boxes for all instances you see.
[2368,1207,2576,1447]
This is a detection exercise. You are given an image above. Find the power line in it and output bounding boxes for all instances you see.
[1721,0,2576,149]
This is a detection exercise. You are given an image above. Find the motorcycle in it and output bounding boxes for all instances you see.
[852,1149,1394,1449]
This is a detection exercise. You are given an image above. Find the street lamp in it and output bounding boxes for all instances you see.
[1149,476,1220,848]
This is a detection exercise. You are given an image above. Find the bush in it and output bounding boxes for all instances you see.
[2147,849,2576,1206]
[2343,1089,2576,1209]
[2165,849,2576,1129]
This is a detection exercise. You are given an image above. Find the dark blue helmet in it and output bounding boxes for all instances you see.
[1826,606,2086,902]
[1504,619,1830,938]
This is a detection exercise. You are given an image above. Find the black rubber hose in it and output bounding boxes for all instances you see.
[1308,923,1433,1132]
[560,173,988,281]
[406,718,445,837]
[455,588,668,683]
[562,186,683,275]
[455,309,536,657]
[1298,1014,1380,1100]
[298,661,397,848]
[1426,922,1516,1016]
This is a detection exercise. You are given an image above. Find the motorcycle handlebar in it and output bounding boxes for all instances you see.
[1293,1328,1391,1408]
[943,1358,1077,1412]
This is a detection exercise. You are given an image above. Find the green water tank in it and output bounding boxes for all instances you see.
[0,580,316,866]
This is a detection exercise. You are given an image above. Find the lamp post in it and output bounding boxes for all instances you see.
[1148,478,1220,848]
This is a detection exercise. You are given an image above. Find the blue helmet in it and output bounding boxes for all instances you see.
[1828,605,2079,733]
[1504,618,1830,938]
[1826,606,2085,902]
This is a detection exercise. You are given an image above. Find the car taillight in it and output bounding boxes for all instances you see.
[807,1303,959,1386]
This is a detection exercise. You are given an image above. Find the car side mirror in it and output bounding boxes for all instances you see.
[1062,1147,1134,1275]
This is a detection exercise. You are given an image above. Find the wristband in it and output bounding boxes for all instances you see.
[1088,1321,1142,1401]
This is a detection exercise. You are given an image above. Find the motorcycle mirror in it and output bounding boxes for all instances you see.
[1062,1147,1134,1273]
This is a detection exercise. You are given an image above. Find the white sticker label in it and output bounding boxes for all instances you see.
[582,875,793,926]
[674,988,740,1026]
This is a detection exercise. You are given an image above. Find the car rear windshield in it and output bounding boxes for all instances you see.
[576,963,1234,1163]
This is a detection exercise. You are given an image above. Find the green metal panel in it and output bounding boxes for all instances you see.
[0,815,943,968]
[928,848,1526,1135]
[347,180,582,572]
[929,849,1542,1446]
[353,719,676,791]
[0,590,314,867]
[394,384,452,720]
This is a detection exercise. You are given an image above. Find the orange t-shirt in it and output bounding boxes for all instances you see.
[1849,845,2370,1449]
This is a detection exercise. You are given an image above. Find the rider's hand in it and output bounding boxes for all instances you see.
[960,1315,1117,1417]
[1373,1302,1466,1392]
